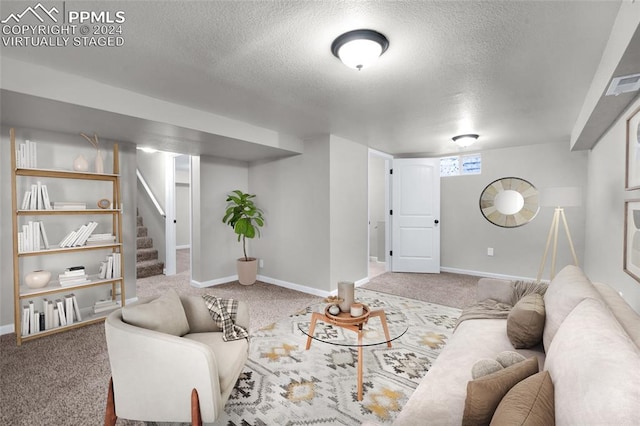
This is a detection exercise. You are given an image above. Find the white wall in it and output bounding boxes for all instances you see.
[329,135,369,288]
[584,96,640,312]
[191,155,249,284]
[441,142,588,280]
[249,137,331,291]
[0,126,137,330]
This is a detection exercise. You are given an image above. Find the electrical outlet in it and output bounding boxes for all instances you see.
[259,259,264,268]
[487,247,494,256]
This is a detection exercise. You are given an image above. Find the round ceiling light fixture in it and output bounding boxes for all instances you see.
[452,134,479,148]
[331,29,389,71]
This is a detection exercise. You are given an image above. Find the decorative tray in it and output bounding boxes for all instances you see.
[324,304,370,325]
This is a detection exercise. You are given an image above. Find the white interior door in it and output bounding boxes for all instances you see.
[391,158,441,273]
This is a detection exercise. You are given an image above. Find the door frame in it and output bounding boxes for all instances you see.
[368,148,393,275]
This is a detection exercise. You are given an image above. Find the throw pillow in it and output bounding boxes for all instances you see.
[472,358,504,379]
[462,357,539,426]
[490,371,555,426]
[507,293,545,348]
[496,351,526,368]
[121,289,190,336]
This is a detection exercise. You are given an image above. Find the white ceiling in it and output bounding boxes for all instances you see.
[0,0,637,158]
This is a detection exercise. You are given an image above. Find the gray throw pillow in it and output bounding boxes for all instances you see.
[122,289,190,336]
[507,293,545,349]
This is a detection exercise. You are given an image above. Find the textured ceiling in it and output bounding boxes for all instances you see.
[0,1,627,156]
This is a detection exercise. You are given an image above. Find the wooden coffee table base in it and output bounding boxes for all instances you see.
[304,309,392,401]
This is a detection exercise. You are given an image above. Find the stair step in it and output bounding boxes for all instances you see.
[137,248,158,262]
[137,226,148,237]
[137,216,143,227]
[136,260,164,278]
[137,237,153,249]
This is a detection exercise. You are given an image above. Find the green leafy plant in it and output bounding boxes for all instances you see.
[222,190,265,261]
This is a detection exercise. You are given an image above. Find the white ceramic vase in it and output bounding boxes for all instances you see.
[95,150,104,174]
[24,270,51,289]
[338,281,355,312]
[73,154,89,172]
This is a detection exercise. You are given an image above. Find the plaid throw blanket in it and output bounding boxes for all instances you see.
[201,295,249,341]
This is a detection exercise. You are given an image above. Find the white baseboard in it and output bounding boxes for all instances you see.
[355,276,369,287]
[440,266,537,282]
[191,275,238,288]
[369,256,377,262]
[176,245,191,250]
[257,275,332,297]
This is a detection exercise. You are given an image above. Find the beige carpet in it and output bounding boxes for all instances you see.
[0,270,479,425]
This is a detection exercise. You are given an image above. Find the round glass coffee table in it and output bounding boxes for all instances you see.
[298,305,408,401]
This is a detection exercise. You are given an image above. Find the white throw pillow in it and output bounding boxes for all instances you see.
[122,289,190,336]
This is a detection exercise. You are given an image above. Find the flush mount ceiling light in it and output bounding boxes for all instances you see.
[331,29,389,71]
[452,134,479,148]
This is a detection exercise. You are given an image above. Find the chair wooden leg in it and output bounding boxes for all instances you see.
[191,388,202,426]
[105,377,117,426]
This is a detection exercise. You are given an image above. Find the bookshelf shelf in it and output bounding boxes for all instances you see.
[10,128,125,345]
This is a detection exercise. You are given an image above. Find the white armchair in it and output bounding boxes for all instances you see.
[104,289,249,425]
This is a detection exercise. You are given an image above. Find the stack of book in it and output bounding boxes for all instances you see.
[86,233,116,245]
[53,201,87,210]
[20,181,52,210]
[58,266,90,287]
[15,139,37,168]
[93,299,121,314]
[58,221,98,248]
[98,252,122,280]
[17,221,49,252]
[21,294,81,336]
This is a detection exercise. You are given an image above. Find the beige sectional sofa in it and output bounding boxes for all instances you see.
[393,265,640,425]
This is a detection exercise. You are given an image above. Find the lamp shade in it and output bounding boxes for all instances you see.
[540,187,582,207]
[331,29,389,70]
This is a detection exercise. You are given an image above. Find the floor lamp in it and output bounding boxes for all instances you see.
[537,187,582,282]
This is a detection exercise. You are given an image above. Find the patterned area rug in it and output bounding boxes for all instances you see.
[216,288,461,425]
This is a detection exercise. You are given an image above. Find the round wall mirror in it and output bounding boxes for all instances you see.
[479,177,539,228]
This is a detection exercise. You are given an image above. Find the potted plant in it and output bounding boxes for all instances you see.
[222,190,265,285]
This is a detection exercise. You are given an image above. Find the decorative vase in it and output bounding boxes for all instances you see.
[24,270,51,289]
[95,149,104,174]
[73,154,89,172]
[338,281,355,313]
[237,257,258,285]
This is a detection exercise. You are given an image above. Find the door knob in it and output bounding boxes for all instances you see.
[434,219,439,224]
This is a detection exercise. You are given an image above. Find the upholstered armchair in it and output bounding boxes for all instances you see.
[104,289,249,425]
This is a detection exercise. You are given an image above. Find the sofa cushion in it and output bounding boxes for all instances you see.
[472,358,504,379]
[462,356,539,426]
[544,298,640,426]
[592,281,640,348]
[496,351,526,368]
[122,289,190,336]
[180,295,221,333]
[507,293,545,349]
[542,265,602,352]
[490,371,554,426]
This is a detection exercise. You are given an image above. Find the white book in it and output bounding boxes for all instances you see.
[17,232,23,253]
[39,221,50,250]
[53,307,60,328]
[65,296,74,325]
[22,225,31,252]
[42,298,49,330]
[25,140,31,167]
[30,140,37,168]
[70,294,82,322]
[21,191,31,210]
[59,230,77,248]
[29,184,37,210]
[42,185,52,210]
[74,221,98,247]
[32,221,40,251]
[19,143,26,168]
[106,255,114,279]
[98,261,107,279]
[28,301,35,334]
[56,299,67,326]
[16,144,21,167]
[114,252,121,278]
[22,305,29,337]
[68,225,88,247]
[36,181,42,210]
[33,311,40,333]
[48,301,54,329]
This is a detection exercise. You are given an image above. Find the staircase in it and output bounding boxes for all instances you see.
[136,212,164,278]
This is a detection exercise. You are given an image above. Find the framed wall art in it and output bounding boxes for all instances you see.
[625,105,640,190]
[624,199,640,283]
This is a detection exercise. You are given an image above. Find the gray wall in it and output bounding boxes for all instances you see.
[368,154,386,262]
[175,167,191,247]
[584,96,640,312]
[249,136,331,291]
[0,126,137,330]
[441,142,588,279]
[329,135,369,288]
[191,155,249,284]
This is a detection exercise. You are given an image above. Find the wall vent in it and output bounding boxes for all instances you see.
[605,73,640,96]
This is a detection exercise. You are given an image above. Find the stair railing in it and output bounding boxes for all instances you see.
[136,169,166,218]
